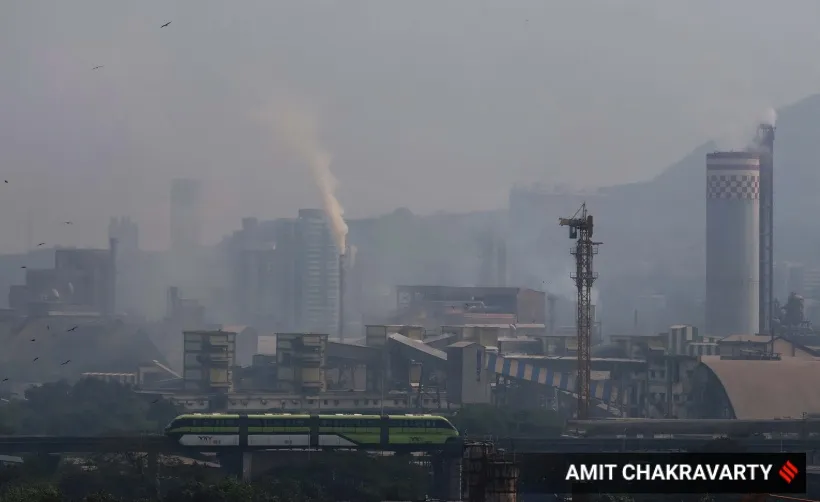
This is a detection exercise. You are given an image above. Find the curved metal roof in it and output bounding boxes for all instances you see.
[700,356,820,419]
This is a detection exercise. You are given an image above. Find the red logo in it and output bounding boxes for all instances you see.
[779,460,799,484]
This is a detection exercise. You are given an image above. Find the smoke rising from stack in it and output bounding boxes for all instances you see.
[761,107,777,128]
[261,96,349,255]
[714,106,778,152]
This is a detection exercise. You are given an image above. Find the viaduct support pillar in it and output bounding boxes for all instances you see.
[241,452,253,482]
[431,453,462,501]
[218,452,250,481]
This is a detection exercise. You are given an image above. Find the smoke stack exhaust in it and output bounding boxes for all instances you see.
[338,251,346,341]
[108,238,118,316]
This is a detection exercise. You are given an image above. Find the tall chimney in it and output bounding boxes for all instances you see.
[338,251,346,341]
[108,238,118,316]
[167,286,180,320]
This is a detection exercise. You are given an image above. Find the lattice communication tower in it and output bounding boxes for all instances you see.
[559,203,600,420]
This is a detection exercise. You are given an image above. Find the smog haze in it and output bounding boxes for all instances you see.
[3,0,820,251]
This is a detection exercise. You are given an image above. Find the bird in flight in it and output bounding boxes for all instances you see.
[67,326,78,332]
[63,221,72,225]
[92,65,104,70]
[32,357,38,362]
[1,378,7,383]
[30,338,35,342]
[61,360,71,366]
[37,243,45,247]
[20,266,26,269]
[161,21,172,28]
[151,398,160,404]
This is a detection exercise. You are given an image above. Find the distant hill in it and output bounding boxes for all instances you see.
[597,92,820,265]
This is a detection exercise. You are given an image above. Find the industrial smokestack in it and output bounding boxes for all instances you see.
[108,237,118,316]
[705,151,761,336]
[754,123,775,335]
[338,250,346,341]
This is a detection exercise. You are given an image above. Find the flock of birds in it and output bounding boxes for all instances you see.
[0,20,173,386]
[2,176,80,384]
[91,21,172,71]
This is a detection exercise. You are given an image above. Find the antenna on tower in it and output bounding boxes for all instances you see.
[559,203,601,420]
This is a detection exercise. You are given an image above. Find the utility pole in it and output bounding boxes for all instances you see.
[559,203,601,420]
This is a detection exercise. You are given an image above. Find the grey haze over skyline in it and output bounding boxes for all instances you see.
[2,0,820,252]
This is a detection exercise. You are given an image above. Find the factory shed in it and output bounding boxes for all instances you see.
[692,356,820,419]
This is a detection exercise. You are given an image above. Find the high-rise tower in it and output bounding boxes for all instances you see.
[705,152,761,337]
[295,209,341,336]
[170,179,203,254]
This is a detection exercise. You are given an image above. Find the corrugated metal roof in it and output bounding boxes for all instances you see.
[221,325,253,335]
[720,334,772,343]
[387,333,447,361]
[447,341,479,348]
[700,356,820,419]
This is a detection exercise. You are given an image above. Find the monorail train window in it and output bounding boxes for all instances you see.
[259,418,308,427]
[247,419,264,427]
[319,419,379,428]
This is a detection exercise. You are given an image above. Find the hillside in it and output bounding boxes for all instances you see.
[597,92,820,266]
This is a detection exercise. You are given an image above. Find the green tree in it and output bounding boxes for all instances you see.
[0,483,62,502]
[0,379,181,436]
[451,404,564,437]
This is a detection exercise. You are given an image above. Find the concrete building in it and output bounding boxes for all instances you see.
[275,333,328,394]
[226,213,342,334]
[182,330,236,394]
[170,179,203,254]
[9,243,117,316]
[395,286,546,326]
[705,152,761,337]
[108,217,139,257]
[295,209,341,336]
[445,342,492,404]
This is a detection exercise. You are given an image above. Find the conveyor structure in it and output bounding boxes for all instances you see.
[326,333,628,415]
[485,353,627,414]
[387,333,448,369]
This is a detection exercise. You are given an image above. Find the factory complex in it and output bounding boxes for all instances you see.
[3,121,819,429]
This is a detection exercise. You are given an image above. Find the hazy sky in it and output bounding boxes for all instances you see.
[2,0,820,251]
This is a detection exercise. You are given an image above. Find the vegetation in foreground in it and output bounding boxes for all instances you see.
[0,380,754,500]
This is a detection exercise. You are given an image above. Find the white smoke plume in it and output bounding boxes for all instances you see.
[761,106,777,127]
[713,105,778,152]
[256,95,348,254]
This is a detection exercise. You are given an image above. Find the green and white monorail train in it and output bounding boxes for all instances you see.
[164,413,460,449]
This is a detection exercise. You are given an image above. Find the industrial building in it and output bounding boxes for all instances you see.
[8,241,117,316]
[705,151,761,337]
[103,306,820,425]
[394,285,546,328]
